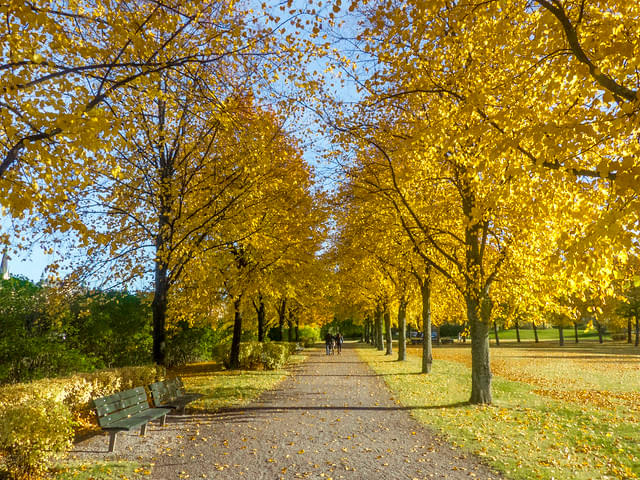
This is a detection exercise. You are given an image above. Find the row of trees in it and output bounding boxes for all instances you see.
[3,1,640,407]
[0,1,333,370]
[324,0,640,404]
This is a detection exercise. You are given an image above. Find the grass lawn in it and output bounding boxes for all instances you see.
[52,354,305,480]
[495,327,609,342]
[358,343,640,480]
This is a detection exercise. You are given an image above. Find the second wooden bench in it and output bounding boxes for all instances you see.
[149,377,203,413]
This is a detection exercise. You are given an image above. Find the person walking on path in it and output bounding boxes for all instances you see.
[335,332,343,354]
[325,331,333,355]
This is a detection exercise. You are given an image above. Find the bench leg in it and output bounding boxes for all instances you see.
[108,432,118,453]
[161,414,167,426]
[140,423,147,436]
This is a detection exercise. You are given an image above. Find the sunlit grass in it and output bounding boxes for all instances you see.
[173,354,306,412]
[358,345,640,480]
[53,461,151,480]
[495,327,607,342]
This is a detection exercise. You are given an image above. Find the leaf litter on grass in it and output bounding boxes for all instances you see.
[359,345,640,480]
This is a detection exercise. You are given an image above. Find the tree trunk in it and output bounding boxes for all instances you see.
[384,305,392,355]
[397,297,407,361]
[152,99,171,367]
[277,298,286,342]
[364,319,370,343]
[420,272,433,374]
[493,321,500,346]
[370,319,375,345]
[558,325,564,346]
[375,304,384,351]
[533,321,539,343]
[151,263,169,365]
[295,316,299,342]
[467,295,492,405]
[574,322,579,344]
[628,318,633,343]
[596,321,604,344]
[635,315,639,347]
[229,296,243,369]
[515,321,520,343]
[287,309,293,342]
[256,296,266,343]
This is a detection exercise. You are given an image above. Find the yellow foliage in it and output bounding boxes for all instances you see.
[0,365,163,477]
[0,398,73,480]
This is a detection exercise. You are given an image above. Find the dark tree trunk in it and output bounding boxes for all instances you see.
[375,304,384,351]
[628,318,633,343]
[397,297,407,361]
[255,296,266,342]
[364,319,369,343]
[229,296,243,369]
[151,99,172,367]
[635,316,639,347]
[384,305,392,355]
[515,321,520,343]
[151,263,169,365]
[558,325,564,346]
[467,295,492,405]
[420,270,433,374]
[596,321,604,344]
[574,322,579,344]
[533,321,539,343]
[287,309,294,342]
[295,316,299,342]
[493,321,500,346]
[277,298,286,342]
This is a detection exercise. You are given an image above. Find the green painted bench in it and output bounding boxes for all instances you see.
[149,377,203,413]
[92,386,171,452]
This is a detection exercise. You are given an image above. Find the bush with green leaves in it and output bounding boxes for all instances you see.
[0,279,154,384]
[165,321,227,367]
[0,397,73,479]
[260,343,290,370]
[298,326,320,347]
[219,342,292,370]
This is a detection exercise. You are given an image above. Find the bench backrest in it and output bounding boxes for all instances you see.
[93,386,150,428]
[149,377,187,406]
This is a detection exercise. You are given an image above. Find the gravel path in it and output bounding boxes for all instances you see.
[71,343,505,479]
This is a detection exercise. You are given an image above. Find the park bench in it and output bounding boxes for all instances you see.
[92,386,172,452]
[149,377,203,413]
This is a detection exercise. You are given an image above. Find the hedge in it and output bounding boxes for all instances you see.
[0,365,163,479]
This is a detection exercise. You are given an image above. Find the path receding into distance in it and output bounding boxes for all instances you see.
[147,343,504,480]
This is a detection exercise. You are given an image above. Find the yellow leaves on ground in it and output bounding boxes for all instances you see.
[360,344,640,480]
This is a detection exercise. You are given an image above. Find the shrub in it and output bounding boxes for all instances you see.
[0,335,104,384]
[220,342,292,370]
[438,323,464,338]
[0,397,73,479]
[298,326,320,347]
[261,343,290,370]
[0,365,163,477]
[165,322,222,368]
